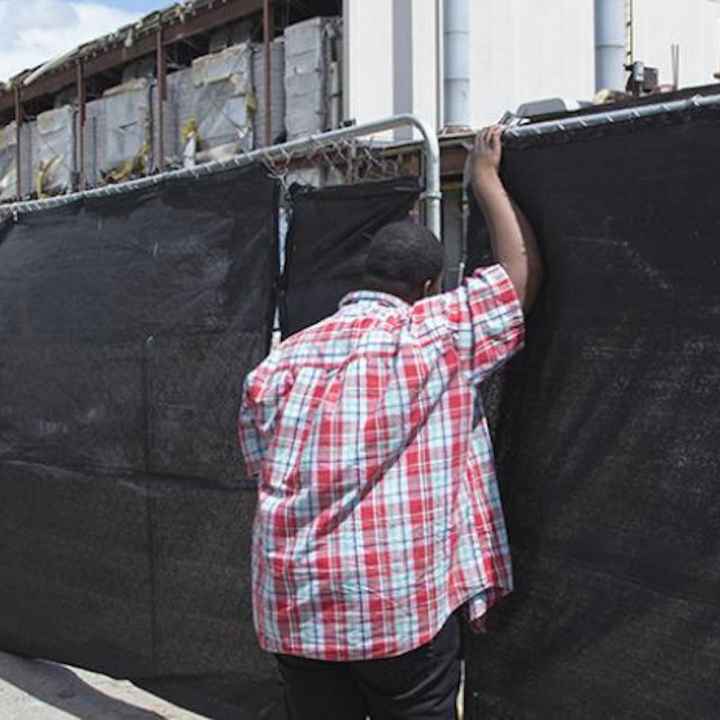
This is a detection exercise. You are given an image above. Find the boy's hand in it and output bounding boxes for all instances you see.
[470,125,503,193]
[466,124,543,312]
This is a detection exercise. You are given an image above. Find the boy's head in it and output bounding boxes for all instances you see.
[364,222,445,304]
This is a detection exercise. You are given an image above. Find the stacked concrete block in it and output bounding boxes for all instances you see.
[0,122,32,201]
[83,78,152,186]
[284,16,343,141]
[81,99,103,188]
[0,123,20,202]
[253,39,286,147]
[160,43,255,168]
[102,79,152,180]
[31,105,76,197]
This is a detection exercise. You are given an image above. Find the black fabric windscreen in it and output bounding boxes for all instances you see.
[465,108,720,717]
[0,164,282,710]
[280,177,422,337]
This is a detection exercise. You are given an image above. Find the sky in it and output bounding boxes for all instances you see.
[0,0,169,83]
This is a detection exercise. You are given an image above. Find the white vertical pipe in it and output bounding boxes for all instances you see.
[595,0,627,91]
[443,0,471,129]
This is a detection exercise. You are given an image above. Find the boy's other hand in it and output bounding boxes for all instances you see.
[471,125,503,194]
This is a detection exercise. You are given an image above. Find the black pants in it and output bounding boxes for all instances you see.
[275,613,462,720]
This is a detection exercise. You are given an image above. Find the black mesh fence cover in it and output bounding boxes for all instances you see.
[0,164,282,709]
[465,106,720,718]
[279,177,422,337]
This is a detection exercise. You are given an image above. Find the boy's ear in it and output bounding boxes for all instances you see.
[423,277,442,298]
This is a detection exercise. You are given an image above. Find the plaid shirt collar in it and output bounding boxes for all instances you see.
[339,289,410,310]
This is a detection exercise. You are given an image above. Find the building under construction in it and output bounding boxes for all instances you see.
[0,0,346,202]
[4,0,720,208]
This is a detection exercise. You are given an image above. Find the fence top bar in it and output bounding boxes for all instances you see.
[505,93,720,140]
[1,114,442,238]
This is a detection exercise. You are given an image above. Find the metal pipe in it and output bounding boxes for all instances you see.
[443,0,471,130]
[156,25,167,171]
[671,44,680,90]
[263,0,273,147]
[13,85,22,199]
[505,93,720,141]
[76,60,86,190]
[594,0,626,91]
[625,0,634,67]
[4,113,443,241]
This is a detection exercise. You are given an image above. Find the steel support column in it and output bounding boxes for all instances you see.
[156,25,167,171]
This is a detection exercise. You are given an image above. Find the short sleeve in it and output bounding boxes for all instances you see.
[237,357,294,481]
[440,264,525,385]
[238,372,266,481]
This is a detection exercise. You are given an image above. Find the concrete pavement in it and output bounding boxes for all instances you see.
[0,651,212,719]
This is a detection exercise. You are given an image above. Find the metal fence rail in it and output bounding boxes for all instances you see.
[506,93,720,140]
[2,113,442,240]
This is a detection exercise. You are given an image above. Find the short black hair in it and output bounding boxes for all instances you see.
[364,221,445,300]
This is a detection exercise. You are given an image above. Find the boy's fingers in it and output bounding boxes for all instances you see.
[473,125,505,154]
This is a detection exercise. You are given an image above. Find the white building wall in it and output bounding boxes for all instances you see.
[344,0,720,132]
[343,0,394,125]
[411,0,439,129]
[468,0,594,125]
[633,0,720,89]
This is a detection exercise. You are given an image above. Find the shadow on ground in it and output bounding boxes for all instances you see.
[0,652,165,719]
[0,652,286,719]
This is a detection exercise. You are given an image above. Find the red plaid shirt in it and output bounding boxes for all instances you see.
[238,265,524,661]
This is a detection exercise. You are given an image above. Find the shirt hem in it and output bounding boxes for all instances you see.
[256,583,513,662]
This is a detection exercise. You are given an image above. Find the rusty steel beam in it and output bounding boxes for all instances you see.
[156,25,167,171]
[168,0,263,45]
[0,0,264,115]
[440,143,469,178]
[14,86,22,199]
[76,60,87,190]
[263,0,273,146]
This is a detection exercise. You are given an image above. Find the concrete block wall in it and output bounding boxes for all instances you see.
[284,16,343,141]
